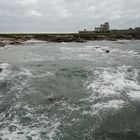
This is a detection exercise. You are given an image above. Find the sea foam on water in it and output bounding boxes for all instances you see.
[83,66,140,116]
[0,63,11,81]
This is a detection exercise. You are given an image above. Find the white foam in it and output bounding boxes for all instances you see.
[117,39,132,42]
[127,91,140,101]
[60,44,140,61]
[0,104,61,140]
[25,39,47,43]
[0,63,11,81]
[83,66,140,116]
[6,68,35,98]
[59,45,111,61]
[83,100,125,115]
[23,53,45,62]
[31,71,54,78]
[18,69,33,77]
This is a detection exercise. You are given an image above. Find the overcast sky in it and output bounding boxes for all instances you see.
[0,0,140,32]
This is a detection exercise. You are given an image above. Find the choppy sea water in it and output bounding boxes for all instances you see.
[0,40,140,140]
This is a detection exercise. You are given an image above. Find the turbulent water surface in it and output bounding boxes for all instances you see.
[0,40,140,140]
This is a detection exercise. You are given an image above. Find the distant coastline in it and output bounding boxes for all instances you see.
[0,31,140,47]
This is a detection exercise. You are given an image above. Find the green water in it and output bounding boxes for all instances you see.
[0,40,140,140]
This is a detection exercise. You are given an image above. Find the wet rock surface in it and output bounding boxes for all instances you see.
[0,42,6,47]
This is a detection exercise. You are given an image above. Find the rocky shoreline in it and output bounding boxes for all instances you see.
[0,33,140,47]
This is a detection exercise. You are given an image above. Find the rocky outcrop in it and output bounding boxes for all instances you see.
[116,34,133,40]
[0,37,24,46]
[0,42,6,47]
[10,41,22,45]
[50,35,74,42]
[107,38,117,41]
[132,34,140,39]
[48,35,87,43]
[75,37,87,43]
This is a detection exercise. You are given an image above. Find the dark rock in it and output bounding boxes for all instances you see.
[10,41,22,45]
[117,34,133,40]
[0,42,6,47]
[96,35,106,40]
[48,97,54,102]
[50,35,74,42]
[0,68,3,73]
[127,35,133,39]
[49,35,87,43]
[107,38,117,41]
[106,50,110,53]
[75,38,87,43]
[50,35,64,42]
[95,46,101,48]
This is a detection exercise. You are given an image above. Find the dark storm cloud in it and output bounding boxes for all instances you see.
[0,0,140,32]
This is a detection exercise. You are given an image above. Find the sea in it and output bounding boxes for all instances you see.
[0,40,140,140]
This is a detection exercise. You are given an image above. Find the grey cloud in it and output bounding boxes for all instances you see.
[0,0,140,32]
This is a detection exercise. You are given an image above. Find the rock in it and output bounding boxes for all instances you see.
[95,47,100,48]
[0,68,3,73]
[50,35,74,42]
[107,38,117,41]
[0,42,6,47]
[49,35,86,43]
[48,97,54,102]
[96,35,106,40]
[10,41,22,45]
[134,34,140,39]
[106,50,110,53]
[117,34,133,40]
[127,35,133,39]
[50,35,63,42]
[75,38,87,43]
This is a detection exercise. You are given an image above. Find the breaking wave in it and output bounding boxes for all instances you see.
[82,66,140,116]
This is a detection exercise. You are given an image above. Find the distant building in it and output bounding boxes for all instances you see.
[79,22,140,34]
[84,29,87,32]
[95,22,110,33]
